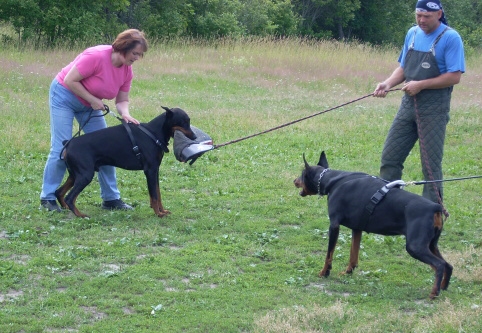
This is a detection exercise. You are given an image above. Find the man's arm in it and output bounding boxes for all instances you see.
[373,66,406,98]
[402,71,462,96]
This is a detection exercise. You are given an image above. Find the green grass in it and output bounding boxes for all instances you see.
[0,38,481,332]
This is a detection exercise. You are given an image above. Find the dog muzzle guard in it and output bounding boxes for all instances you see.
[173,125,214,165]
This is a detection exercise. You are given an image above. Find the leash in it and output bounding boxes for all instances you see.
[406,175,482,185]
[213,89,402,149]
[59,105,110,159]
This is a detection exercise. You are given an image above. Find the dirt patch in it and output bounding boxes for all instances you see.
[0,289,24,303]
[81,306,107,321]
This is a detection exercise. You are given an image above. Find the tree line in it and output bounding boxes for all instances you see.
[0,0,480,50]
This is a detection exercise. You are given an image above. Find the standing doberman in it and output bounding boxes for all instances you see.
[55,107,195,218]
[294,151,452,299]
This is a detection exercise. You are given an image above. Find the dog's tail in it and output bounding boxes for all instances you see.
[58,140,71,160]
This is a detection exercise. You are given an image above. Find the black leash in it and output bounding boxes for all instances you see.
[59,105,110,159]
[407,175,482,185]
[213,89,402,149]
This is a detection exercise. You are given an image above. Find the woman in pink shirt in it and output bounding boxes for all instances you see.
[40,29,148,212]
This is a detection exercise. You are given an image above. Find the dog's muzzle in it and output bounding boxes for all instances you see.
[293,178,308,196]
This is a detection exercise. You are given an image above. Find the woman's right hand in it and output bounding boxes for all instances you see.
[90,99,105,111]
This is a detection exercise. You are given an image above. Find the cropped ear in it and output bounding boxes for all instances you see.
[162,106,173,118]
[302,153,310,169]
[317,151,329,168]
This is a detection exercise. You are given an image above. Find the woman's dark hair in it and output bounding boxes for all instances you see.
[112,29,148,57]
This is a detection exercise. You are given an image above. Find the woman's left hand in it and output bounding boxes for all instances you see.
[122,114,140,125]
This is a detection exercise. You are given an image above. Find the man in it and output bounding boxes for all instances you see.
[373,0,465,204]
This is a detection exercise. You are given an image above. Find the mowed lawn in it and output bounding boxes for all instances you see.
[0,38,481,332]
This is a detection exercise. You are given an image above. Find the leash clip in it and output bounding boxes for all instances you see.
[370,186,389,205]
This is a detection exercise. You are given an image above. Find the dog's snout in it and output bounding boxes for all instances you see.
[294,177,302,188]
[294,177,308,196]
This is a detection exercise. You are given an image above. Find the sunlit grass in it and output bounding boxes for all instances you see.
[0,37,480,332]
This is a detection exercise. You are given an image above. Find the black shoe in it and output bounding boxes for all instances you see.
[101,199,133,210]
[40,199,61,212]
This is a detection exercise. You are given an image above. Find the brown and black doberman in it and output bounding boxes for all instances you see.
[55,106,195,218]
[294,151,452,299]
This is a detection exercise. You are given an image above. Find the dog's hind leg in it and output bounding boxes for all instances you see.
[406,240,447,299]
[344,229,362,274]
[64,173,94,218]
[429,214,452,291]
[319,226,340,278]
[55,175,75,209]
[430,243,453,291]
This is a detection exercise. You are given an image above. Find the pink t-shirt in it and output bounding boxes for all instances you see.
[56,45,133,106]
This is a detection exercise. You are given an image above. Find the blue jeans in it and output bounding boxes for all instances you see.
[40,79,121,201]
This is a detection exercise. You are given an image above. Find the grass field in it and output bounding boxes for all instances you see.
[0,38,481,332]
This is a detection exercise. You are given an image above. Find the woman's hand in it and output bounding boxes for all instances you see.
[121,113,140,125]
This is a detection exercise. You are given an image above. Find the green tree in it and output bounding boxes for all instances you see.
[268,0,300,36]
[237,0,299,36]
[1,0,481,48]
[351,0,413,45]
[442,0,482,51]
[0,0,129,47]
[293,0,361,39]
[187,0,244,37]
[120,0,193,38]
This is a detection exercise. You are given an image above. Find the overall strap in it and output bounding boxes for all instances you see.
[429,27,450,55]
[409,27,417,50]
[409,26,450,54]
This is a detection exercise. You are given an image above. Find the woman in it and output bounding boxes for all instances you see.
[40,29,148,212]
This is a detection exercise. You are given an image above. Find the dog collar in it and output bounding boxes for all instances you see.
[317,168,330,196]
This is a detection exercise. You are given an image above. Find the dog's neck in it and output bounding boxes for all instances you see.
[317,168,330,196]
[146,113,171,142]
[319,169,372,196]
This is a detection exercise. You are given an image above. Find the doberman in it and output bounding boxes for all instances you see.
[294,151,452,299]
[55,106,195,218]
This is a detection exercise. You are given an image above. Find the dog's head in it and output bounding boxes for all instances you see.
[162,106,196,140]
[294,151,329,197]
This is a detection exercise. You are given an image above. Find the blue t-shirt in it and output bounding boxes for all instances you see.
[398,23,465,74]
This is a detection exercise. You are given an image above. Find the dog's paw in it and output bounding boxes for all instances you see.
[319,270,330,278]
[156,210,171,218]
[342,266,356,275]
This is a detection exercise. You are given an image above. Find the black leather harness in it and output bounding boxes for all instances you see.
[122,121,169,168]
[361,180,406,230]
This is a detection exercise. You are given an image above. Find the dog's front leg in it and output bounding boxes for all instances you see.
[153,181,170,216]
[319,225,340,278]
[146,168,170,217]
[344,229,362,274]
